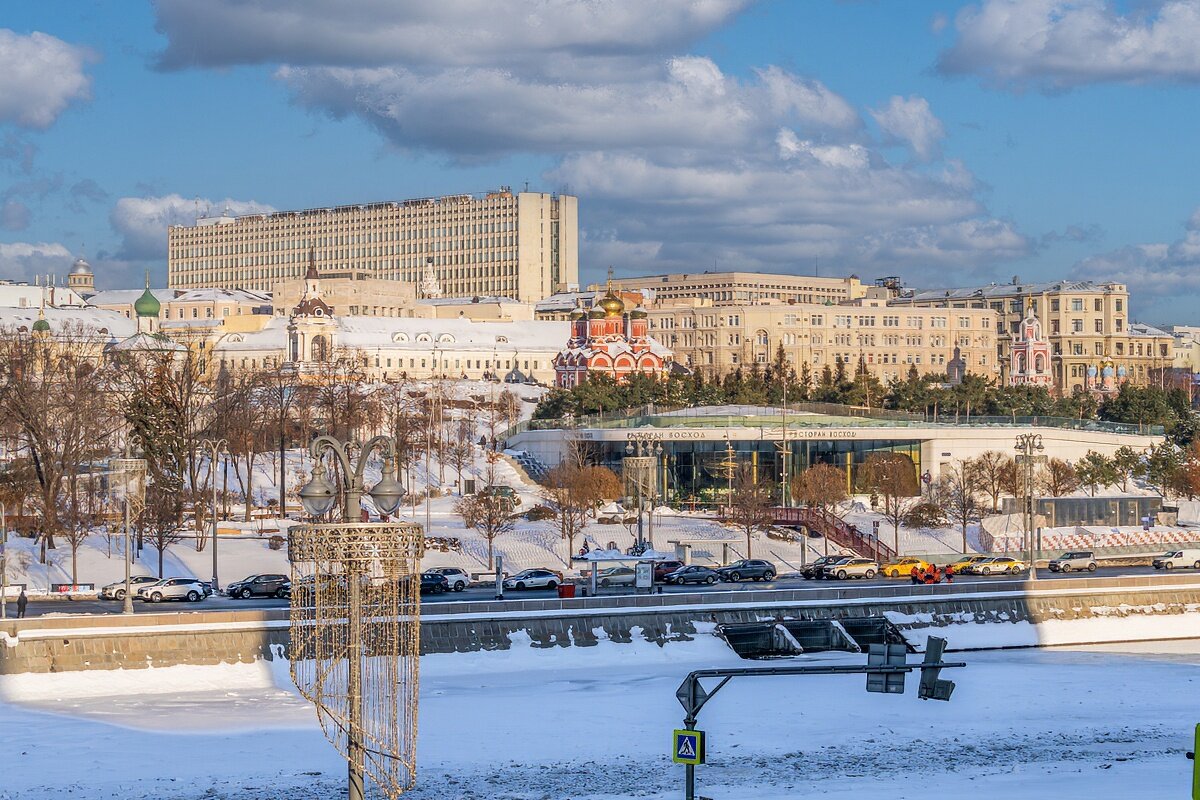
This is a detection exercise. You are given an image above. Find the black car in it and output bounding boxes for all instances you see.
[716,559,777,582]
[664,565,720,585]
[801,555,849,580]
[425,567,471,591]
[226,574,290,599]
[421,573,450,595]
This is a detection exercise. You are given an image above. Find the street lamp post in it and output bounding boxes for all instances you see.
[201,438,227,593]
[1014,433,1044,582]
[110,455,147,614]
[625,436,663,551]
[1,501,7,620]
[298,435,405,800]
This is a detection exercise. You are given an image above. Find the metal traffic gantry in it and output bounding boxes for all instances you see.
[673,635,965,800]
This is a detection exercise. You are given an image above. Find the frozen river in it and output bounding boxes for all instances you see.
[2,633,1197,799]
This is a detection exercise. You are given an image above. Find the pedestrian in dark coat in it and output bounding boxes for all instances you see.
[16,588,28,618]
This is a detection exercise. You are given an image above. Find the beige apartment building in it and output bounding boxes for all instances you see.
[167,189,578,303]
[600,271,883,306]
[890,279,1173,392]
[647,298,997,383]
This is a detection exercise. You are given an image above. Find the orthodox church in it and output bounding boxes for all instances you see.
[553,283,673,388]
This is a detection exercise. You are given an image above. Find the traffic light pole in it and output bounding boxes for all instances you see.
[674,637,965,800]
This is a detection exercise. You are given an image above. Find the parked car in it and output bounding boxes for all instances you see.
[1152,549,1200,570]
[503,568,561,590]
[801,555,847,580]
[652,560,685,582]
[947,555,989,573]
[879,557,932,578]
[99,575,159,600]
[966,556,1027,576]
[425,567,471,592]
[664,565,720,585]
[715,559,776,582]
[597,566,637,587]
[1048,551,1097,573]
[135,577,208,603]
[226,574,291,599]
[823,558,878,580]
[420,573,450,595]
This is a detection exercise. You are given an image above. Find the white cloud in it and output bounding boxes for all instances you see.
[552,151,1030,281]
[0,241,72,280]
[279,59,859,159]
[939,0,1200,89]
[870,95,945,161]
[0,30,94,129]
[111,194,275,260]
[154,0,753,73]
[1070,208,1200,314]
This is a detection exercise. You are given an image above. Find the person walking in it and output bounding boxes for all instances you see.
[909,565,921,585]
[944,565,954,584]
[16,588,28,618]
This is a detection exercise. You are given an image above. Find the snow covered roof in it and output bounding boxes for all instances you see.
[900,279,1122,302]
[214,318,288,351]
[109,332,188,352]
[171,288,272,305]
[536,290,598,312]
[88,288,175,307]
[0,306,135,337]
[1129,322,1171,338]
[417,295,521,306]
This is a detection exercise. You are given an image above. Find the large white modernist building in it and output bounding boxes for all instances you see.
[507,405,1162,506]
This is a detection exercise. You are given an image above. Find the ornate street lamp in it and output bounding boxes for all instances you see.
[625,435,664,550]
[1014,433,1045,581]
[291,435,423,800]
[200,438,226,593]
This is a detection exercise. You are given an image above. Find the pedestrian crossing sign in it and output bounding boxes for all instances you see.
[672,729,705,765]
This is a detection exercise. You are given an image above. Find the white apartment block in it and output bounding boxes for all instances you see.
[168,189,578,304]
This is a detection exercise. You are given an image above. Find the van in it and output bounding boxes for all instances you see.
[1151,549,1200,570]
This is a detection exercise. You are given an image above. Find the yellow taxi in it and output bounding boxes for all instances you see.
[879,557,931,578]
[947,555,989,573]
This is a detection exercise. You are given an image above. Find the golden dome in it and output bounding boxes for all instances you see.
[599,289,625,317]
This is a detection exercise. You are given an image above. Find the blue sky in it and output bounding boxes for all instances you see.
[1,0,1198,323]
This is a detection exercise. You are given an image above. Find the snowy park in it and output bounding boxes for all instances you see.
[2,631,1197,799]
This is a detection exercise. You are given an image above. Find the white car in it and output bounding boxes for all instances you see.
[99,575,159,600]
[503,569,561,590]
[425,567,471,592]
[823,558,879,580]
[135,577,208,603]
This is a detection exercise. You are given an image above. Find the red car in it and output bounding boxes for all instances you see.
[652,560,685,582]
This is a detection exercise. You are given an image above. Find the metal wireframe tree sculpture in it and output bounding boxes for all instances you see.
[289,435,424,800]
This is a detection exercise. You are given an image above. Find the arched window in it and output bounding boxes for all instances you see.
[311,334,329,363]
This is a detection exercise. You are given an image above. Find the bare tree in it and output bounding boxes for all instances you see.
[256,363,300,517]
[859,452,919,554]
[0,324,118,560]
[792,463,847,519]
[934,461,982,553]
[443,417,475,494]
[211,371,269,521]
[456,491,516,570]
[140,485,184,578]
[1041,458,1079,497]
[970,451,1013,512]
[725,465,775,559]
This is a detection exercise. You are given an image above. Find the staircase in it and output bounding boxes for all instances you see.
[771,507,897,562]
[508,449,551,482]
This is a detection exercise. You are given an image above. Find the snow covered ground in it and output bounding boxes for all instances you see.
[1,631,1198,799]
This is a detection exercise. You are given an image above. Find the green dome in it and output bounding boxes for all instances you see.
[134,287,161,317]
[31,317,50,333]
[629,305,648,319]
[588,306,606,319]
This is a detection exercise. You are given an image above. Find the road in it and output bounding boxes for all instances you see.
[8,564,1175,618]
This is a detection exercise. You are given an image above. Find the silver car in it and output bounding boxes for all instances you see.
[99,575,159,600]
[596,566,636,587]
[135,577,207,603]
[1048,551,1097,573]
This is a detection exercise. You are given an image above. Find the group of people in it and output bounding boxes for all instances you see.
[910,564,953,585]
